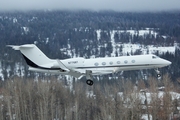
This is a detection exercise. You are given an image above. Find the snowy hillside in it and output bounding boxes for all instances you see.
[60,29,176,58]
[0,28,177,84]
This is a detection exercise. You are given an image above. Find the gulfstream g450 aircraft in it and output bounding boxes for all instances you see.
[8,44,171,86]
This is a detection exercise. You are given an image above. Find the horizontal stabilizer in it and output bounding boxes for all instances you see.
[7,44,34,50]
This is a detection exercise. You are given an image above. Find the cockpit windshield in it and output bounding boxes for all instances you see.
[152,55,159,59]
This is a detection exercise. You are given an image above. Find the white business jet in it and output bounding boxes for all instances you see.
[8,44,171,86]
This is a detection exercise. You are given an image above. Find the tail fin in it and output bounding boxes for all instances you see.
[7,44,52,67]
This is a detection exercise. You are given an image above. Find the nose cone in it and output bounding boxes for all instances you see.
[154,58,171,68]
[163,60,171,66]
[167,61,172,65]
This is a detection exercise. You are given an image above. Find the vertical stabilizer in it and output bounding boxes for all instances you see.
[7,44,52,66]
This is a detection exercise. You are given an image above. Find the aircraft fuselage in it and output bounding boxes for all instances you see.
[29,54,171,75]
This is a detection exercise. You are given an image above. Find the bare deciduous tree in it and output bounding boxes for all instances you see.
[0,75,179,120]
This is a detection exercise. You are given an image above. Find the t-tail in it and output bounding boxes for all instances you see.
[7,44,83,78]
[7,44,72,73]
[7,44,53,68]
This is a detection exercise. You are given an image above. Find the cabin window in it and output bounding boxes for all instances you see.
[109,61,113,65]
[102,62,106,65]
[132,60,135,63]
[94,63,99,66]
[124,60,128,64]
[117,61,120,64]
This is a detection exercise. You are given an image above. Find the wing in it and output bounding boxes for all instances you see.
[57,60,84,79]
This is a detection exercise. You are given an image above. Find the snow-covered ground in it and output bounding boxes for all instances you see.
[141,114,152,120]
[0,61,4,81]
[108,29,175,56]
[21,27,29,34]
